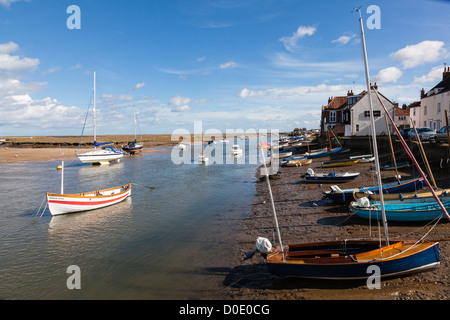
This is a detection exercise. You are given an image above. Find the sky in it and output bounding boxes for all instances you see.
[0,0,449,136]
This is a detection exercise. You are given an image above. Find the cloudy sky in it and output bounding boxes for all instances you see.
[0,0,449,136]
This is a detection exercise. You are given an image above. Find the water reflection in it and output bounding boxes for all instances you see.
[0,146,258,299]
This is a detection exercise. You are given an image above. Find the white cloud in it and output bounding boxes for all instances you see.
[237,88,267,98]
[373,67,403,83]
[168,94,206,112]
[101,94,134,102]
[0,53,39,72]
[171,105,192,112]
[306,83,348,94]
[413,65,444,83]
[134,82,145,89]
[0,41,19,53]
[41,66,61,76]
[279,25,316,52]
[69,63,82,70]
[332,33,356,45]
[0,0,23,8]
[391,40,447,69]
[219,61,238,69]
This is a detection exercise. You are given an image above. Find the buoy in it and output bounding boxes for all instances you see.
[57,165,62,170]
[14,154,18,157]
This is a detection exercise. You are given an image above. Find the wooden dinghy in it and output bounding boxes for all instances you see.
[353,188,450,201]
[304,168,360,183]
[47,183,132,216]
[281,158,312,167]
[321,158,359,168]
[263,239,439,280]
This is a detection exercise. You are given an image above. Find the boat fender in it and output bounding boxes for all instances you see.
[256,237,272,253]
[399,193,403,200]
[306,168,314,176]
[444,191,448,196]
[357,197,370,208]
[328,171,336,177]
[414,194,418,198]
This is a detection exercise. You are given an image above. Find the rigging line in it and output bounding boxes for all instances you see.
[77,90,94,153]
[390,215,443,240]
[373,89,450,221]
[33,195,46,220]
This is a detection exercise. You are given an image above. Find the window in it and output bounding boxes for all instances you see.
[424,106,427,115]
[364,110,381,117]
[413,108,416,116]
[398,116,406,121]
[329,111,336,122]
[356,124,359,132]
[438,103,441,114]
[424,121,427,127]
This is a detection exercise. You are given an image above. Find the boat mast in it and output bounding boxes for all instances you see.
[357,9,389,245]
[93,71,97,149]
[61,153,64,194]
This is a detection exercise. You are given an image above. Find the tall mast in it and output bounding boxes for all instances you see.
[93,71,97,148]
[357,9,389,245]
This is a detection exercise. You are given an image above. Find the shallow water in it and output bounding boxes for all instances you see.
[0,142,259,299]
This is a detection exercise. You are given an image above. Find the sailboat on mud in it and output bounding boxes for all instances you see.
[246,11,445,280]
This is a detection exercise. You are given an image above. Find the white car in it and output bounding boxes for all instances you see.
[407,127,436,142]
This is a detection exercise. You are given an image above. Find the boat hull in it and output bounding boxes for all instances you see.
[350,200,450,221]
[266,240,440,280]
[305,172,360,183]
[122,144,144,154]
[353,189,450,201]
[321,159,359,168]
[47,183,131,216]
[323,178,424,203]
[77,148,124,164]
[306,147,342,159]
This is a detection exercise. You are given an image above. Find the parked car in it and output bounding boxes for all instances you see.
[399,128,412,140]
[435,126,450,143]
[407,127,436,142]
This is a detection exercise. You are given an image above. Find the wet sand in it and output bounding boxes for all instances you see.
[227,151,450,300]
[0,134,175,163]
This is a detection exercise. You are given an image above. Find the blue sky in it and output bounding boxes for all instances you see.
[0,0,449,136]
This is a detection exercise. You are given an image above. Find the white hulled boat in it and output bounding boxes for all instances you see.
[77,71,124,165]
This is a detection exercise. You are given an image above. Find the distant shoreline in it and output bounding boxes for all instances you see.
[0,133,258,163]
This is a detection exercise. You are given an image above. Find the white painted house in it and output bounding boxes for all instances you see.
[321,83,396,137]
[413,66,450,131]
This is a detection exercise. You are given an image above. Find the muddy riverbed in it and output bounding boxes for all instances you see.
[226,151,450,300]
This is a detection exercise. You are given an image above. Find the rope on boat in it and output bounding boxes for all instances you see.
[32,195,48,223]
[131,182,156,190]
[358,216,443,263]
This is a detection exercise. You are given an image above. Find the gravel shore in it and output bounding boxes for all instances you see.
[226,146,450,300]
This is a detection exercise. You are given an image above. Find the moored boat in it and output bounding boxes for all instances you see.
[350,197,450,222]
[77,72,124,165]
[47,183,132,216]
[353,188,450,201]
[304,168,360,183]
[323,177,425,203]
[264,239,439,279]
[321,158,359,168]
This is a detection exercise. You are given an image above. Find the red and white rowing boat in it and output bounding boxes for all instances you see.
[47,183,131,216]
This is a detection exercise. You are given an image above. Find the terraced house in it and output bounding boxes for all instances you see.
[320,83,398,137]
[413,66,450,131]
